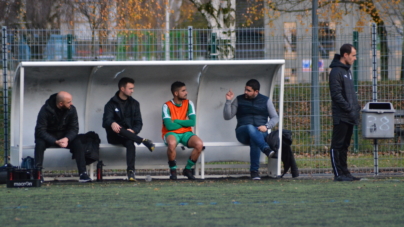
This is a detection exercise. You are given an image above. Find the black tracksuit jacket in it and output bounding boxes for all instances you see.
[102,91,143,144]
[329,54,361,125]
[34,93,79,144]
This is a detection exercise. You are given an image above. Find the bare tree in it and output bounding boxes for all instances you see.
[267,0,392,80]
[65,0,114,58]
[0,0,22,28]
[0,0,72,29]
[189,0,236,59]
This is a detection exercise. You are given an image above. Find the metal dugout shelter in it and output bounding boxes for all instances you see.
[10,60,285,178]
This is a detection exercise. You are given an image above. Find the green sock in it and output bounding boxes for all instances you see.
[185,159,195,170]
[170,166,177,170]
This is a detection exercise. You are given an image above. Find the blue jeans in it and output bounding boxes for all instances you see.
[236,124,269,172]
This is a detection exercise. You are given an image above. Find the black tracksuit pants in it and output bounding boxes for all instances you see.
[34,138,87,174]
[330,121,354,177]
[107,129,144,171]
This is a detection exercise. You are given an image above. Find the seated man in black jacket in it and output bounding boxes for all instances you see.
[102,77,155,181]
[34,91,91,183]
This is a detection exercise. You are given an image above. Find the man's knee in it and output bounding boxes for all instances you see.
[245,124,259,134]
[167,141,177,151]
[166,135,178,149]
[193,140,204,151]
[237,124,257,137]
[35,139,48,151]
[123,139,135,148]
[189,137,203,151]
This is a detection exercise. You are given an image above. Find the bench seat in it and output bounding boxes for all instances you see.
[13,142,278,179]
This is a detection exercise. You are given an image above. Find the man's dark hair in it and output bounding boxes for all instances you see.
[340,44,355,57]
[171,81,186,95]
[246,79,260,91]
[118,77,135,89]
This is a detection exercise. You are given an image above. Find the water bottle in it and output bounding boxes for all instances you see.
[97,161,104,182]
[145,175,152,182]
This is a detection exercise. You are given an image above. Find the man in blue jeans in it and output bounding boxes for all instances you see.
[223,79,279,180]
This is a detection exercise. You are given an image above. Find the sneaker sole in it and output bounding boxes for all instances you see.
[183,175,196,180]
[334,178,353,182]
[79,179,92,183]
[252,177,261,180]
[267,151,275,159]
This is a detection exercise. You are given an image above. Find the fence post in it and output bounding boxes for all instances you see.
[311,0,320,145]
[353,31,359,153]
[188,26,193,60]
[2,26,9,164]
[211,33,217,60]
[371,23,379,176]
[67,34,73,61]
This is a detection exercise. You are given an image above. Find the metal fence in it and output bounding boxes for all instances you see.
[1,25,404,175]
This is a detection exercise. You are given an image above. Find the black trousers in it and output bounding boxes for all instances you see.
[330,121,354,177]
[107,129,143,171]
[34,138,87,174]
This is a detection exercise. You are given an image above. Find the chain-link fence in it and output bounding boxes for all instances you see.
[1,25,404,175]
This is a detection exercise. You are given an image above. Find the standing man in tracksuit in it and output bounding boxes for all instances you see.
[103,77,155,181]
[329,43,361,181]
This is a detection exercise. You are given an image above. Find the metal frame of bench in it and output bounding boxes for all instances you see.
[18,142,268,180]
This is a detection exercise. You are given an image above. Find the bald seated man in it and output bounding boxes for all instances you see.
[34,91,91,183]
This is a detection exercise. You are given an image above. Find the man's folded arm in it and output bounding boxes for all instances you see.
[174,115,196,127]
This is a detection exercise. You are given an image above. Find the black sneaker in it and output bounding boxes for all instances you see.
[182,169,195,180]
[169,169,177,180]
[263,147,275,159]
[79,172,92,183]
[251,171,261,180]
[291,170,299,178]
[128,170,136,181]
[345,173,361,181]
[334,175,353,182]
[142,139,155,152]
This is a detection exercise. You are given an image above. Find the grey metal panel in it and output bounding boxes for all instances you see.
[10,60,284,170]
[11,66,92,147]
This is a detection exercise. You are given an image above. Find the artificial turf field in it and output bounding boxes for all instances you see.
[1,176,404,227]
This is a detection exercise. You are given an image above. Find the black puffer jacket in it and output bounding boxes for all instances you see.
[34,93,79,144]
[329,54,361,125]
[102,91,143,143]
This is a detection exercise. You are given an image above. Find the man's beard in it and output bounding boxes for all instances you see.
[245,94,254,99]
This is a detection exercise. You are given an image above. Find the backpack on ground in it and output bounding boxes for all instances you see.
[21,156,35,169]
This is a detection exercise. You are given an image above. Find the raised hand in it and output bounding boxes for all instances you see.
[226,89,234,100]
